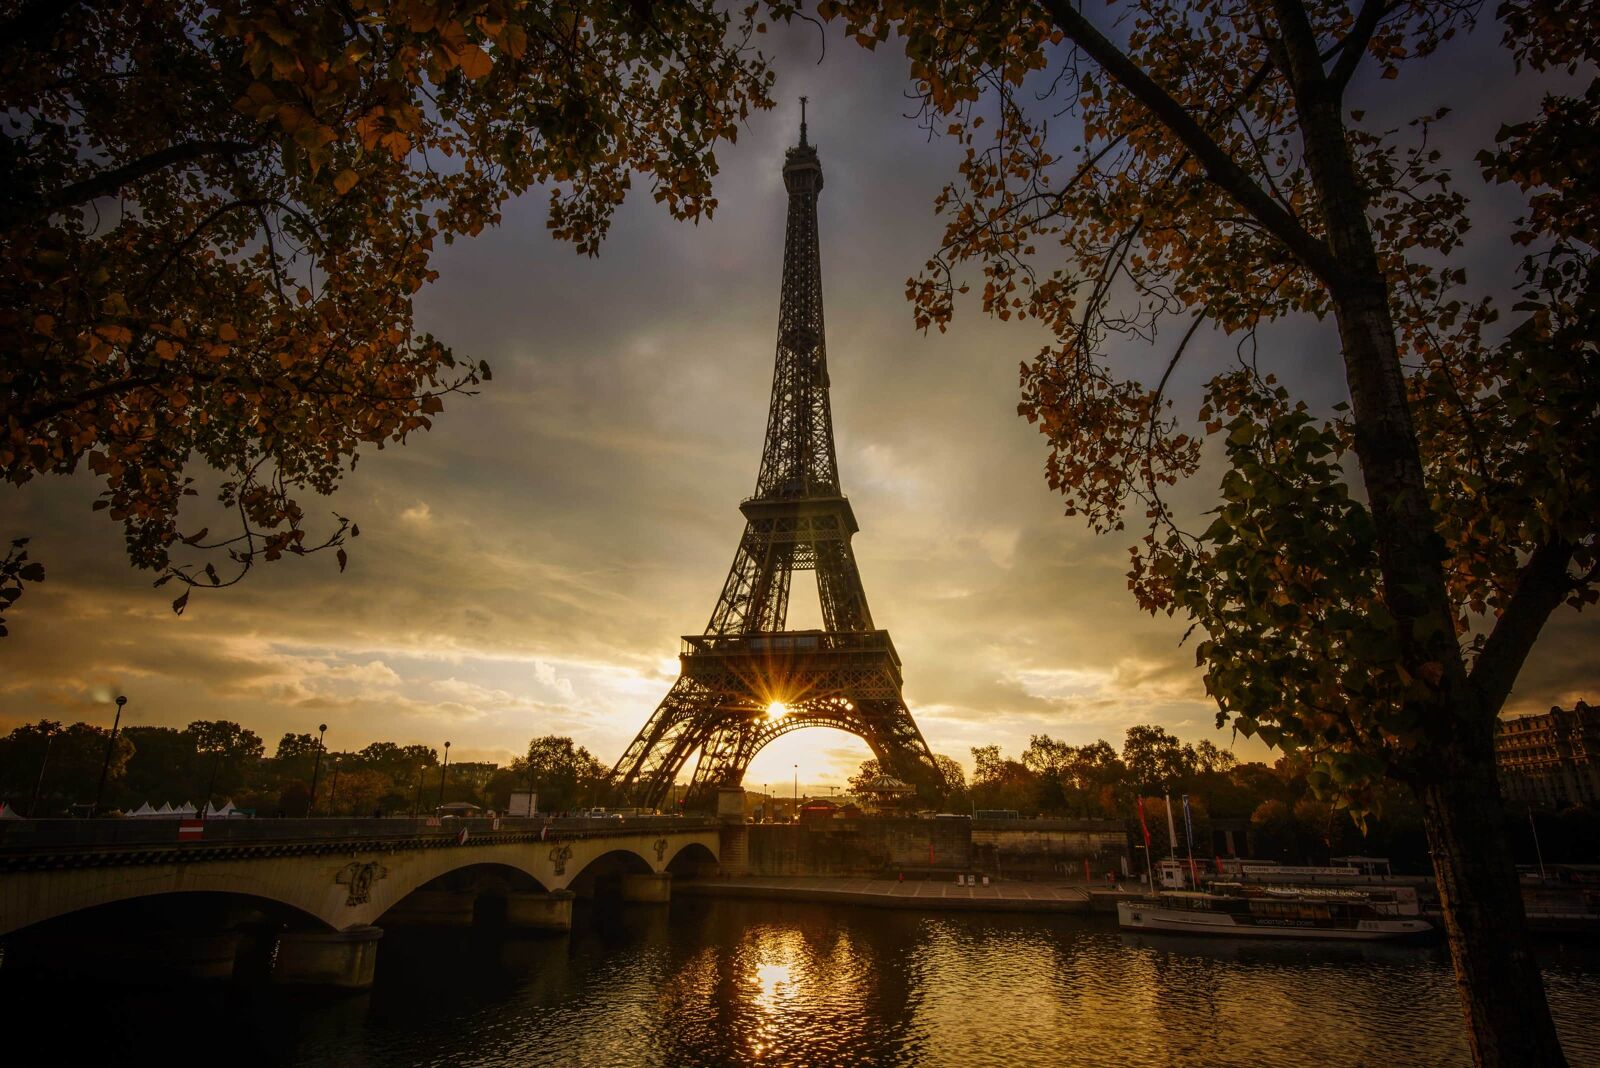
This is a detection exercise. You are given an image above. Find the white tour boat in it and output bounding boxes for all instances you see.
[1117,883,1433,941]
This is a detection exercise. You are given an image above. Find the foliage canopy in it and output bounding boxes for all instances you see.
[813,0,1597,811]
[1,0,775,613]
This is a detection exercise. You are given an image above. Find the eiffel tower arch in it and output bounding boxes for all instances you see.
[608,105,945,811]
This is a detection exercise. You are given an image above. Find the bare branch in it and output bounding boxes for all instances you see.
[1039,0,1341,283]
[36,139,261,220]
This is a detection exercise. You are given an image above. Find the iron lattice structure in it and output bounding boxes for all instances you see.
[609,111,944,811]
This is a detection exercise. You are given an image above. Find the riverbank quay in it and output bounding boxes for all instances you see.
[679,875,1094,913]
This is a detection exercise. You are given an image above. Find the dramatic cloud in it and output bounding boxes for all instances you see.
[1,22,1592,790]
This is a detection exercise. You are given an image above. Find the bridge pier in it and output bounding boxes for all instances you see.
[620,872,672,903]
[272,926,383,989]
[378,889,478,927]
[504,889,574,931]
[719,824,751,877]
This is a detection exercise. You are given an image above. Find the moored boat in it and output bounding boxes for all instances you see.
[1117,883,1433,941]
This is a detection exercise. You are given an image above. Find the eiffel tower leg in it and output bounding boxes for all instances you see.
[707,530,793,636]
[852,697,945,804]
[814,539,873,632]
[608,677,721,809]
[683,719,768,809]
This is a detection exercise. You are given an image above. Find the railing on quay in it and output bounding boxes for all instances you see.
[0,814,720,855]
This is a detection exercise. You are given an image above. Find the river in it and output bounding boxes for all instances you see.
[11,898,1600,1066]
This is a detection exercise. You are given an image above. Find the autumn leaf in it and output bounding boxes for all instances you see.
[456,43,493,80]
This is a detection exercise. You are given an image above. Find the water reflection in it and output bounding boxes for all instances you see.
[4,899,1597,1067]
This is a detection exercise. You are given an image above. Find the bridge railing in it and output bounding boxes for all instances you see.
[0,815,719,853]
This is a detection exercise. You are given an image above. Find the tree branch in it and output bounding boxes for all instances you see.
[1328,0,1389,91]
[1038,0,1341,284]
[39,139,260,219]
[1469,539,1576,717]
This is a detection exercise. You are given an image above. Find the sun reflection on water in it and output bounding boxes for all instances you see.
[752,962,792,1008]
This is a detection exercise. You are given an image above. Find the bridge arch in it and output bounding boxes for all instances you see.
[2,885,334,939]
[566,847,656,899]
[665,841,718,879]
[374,860,552,926]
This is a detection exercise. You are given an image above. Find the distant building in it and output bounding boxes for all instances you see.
[1496,701,1600,808]
[799,798,839,822]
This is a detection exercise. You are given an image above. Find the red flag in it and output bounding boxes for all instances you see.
[1137,797,1152,848]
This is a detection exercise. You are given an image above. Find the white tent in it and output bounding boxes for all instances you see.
[173,802,197,817]
[128,802,158,818]
[206,800,243,818]
[155,802,174,816]
[0,802,24,819]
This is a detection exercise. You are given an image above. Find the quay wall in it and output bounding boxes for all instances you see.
[743,818,1127,878]
[973,820,1130,880]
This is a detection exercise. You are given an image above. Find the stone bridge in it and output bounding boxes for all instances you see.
[0,816,721,987]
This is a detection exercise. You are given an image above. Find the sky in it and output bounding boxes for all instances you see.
[1,16,1594,793]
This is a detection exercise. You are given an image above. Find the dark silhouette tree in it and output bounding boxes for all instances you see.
[811,0,1597,1059]
[0,0,776,622]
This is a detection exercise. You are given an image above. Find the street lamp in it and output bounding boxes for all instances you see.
[436,740,451,809]
[308,723,327,817]
[525,743,537,817]
[328,755,341,818]
[92,695,127,817]
[204,741,224,819]
[29,723,58,818]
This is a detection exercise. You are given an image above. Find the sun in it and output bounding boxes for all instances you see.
[766,700,789,719]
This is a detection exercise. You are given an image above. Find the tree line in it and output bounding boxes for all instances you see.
[853,724,1598,871]
[0,720,608,818]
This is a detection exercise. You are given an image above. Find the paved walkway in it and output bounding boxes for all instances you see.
[679,875,1094,913]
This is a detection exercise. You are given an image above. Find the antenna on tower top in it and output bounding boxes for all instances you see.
[799,96,809,146]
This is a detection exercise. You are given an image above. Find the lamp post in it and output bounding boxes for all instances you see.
[308,723,327,817]
[204,743,224,819]
[92,695,126,816]
[436,741,451,809]
[29,723,57,817]
[328,755,341,818]
[525,744,537,817]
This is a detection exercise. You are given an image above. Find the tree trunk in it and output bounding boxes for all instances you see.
[1414,722,1567,1067]
[1261,8,1571,1056]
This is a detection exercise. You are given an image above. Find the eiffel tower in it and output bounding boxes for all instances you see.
[608,103,944,811]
